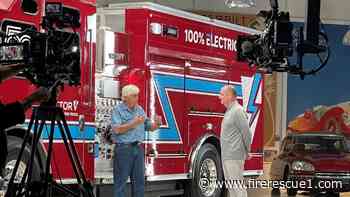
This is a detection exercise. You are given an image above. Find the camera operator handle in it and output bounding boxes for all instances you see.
[45,80,64,104]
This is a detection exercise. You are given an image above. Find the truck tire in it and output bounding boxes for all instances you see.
[186,143,223,197]
[4,135,41,186]
[284,168,297,196]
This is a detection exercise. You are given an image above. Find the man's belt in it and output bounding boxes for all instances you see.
[114,141,142,147]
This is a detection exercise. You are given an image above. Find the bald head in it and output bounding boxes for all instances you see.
[219,85,237,108]
[222,85,237,97]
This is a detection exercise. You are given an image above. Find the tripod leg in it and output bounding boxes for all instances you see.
[56,121,82,184]
[58,110,94,197]
[59,111,88,182]
[18,119,45,192]
[25,118,45,186]
[42,115,56,197]
[5,108,37,197]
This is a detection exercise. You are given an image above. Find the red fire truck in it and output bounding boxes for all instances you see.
[1,1,263,196]
[95,2,263,196]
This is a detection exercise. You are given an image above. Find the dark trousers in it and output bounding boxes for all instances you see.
[113,144,145,197]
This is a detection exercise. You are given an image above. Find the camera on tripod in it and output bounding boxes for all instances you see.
[0,2,81,87]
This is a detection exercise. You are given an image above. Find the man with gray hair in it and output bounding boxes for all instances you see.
[219,85,251,197]
[111,84,161,197]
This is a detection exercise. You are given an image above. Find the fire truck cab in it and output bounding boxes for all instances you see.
[95,2,264,196]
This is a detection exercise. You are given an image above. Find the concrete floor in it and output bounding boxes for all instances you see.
[52,162,350,197]
[247,188,347,196]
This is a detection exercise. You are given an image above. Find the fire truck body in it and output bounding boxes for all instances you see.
[95,2,264,192]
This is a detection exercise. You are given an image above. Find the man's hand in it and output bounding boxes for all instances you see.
[154,115,162,127]
[149,115,162,131]
[132,116,146,126]
[113,115,145,134]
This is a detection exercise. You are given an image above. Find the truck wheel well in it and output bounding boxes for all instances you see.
[7,128,26,140]
[189,134,221,179]
[204,136,221,155]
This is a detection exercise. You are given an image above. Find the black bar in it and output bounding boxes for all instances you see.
[52,182,80,197]
[305,0,321,45]
[59,109,88,183]
[23,110,42,197]
[270,0,278,9]
[57,121,82,184]
[19,119,45,190]
[43,114,57,197]
[26,117,45,187]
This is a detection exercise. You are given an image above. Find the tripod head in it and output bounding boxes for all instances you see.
[40,79,64,107]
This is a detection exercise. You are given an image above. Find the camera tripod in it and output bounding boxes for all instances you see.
[5,94,94,197]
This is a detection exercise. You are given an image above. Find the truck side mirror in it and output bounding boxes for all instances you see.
[21,0,38,14]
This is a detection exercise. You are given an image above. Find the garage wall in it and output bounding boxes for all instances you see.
[287,24,350,133]
[98,0,350,24]
[285,0,350,24]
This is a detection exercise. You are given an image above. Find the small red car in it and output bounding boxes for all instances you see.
[270,132,350,197]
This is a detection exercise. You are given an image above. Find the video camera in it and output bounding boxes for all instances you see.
[0,2,81,87]
[236,0,330,79]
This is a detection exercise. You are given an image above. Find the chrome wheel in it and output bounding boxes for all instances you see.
[198,158,218,197]
[4,160,27,184]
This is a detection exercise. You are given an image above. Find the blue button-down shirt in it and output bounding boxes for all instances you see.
[111,102,151,143]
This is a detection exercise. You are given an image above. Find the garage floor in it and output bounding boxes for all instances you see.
[92,162,350,197]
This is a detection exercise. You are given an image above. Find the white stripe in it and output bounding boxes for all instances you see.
[55,179,79,184]
[147,173,189,181]
[150,156,187,159]
[152,70,183,77]
[188,75,240,85]
[189,67,226,73]
[142,141,182,144]
[188,113,224,118]
[24,119,95,126]
[147,154,187,158]
[168,88,243,99]
[243,170,264,176]
[152,70,241,85]
[42,139,94,143]
[189,111,225,116]
[150,64,184,70]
